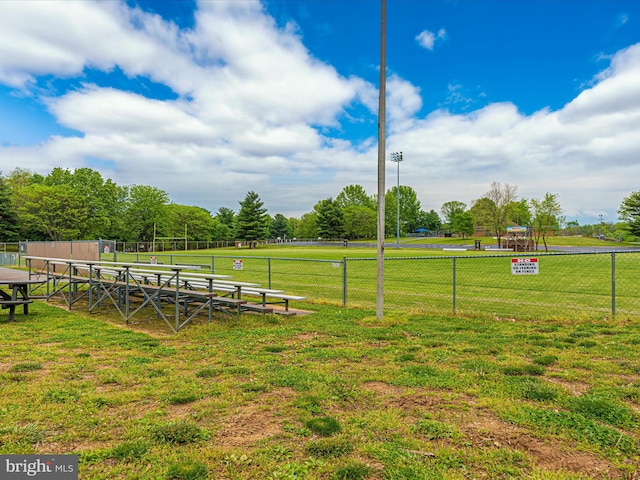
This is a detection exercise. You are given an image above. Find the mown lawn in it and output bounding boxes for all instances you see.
[114,246,640,321]
[1,298,640,479]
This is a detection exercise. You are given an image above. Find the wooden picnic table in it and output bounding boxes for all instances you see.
[0,267,45,321]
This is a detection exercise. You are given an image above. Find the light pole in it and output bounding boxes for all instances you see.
[390,151,403,248]
[376,0,387,320]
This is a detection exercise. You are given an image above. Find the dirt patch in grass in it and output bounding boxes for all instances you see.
[545,376,591,396]
[215,389,294,447]
[460,409,624,478]
[362,381,628,478]
[290,332,326,342]
[362,381,405,397]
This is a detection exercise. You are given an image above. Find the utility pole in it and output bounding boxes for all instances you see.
[376,0,387,321]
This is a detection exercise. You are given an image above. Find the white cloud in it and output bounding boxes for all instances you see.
[0,1,191,90]
[0,1,639,224]
[387,74,422,133]
[0,0,376,214]
[387,43,640,222]
[415,28,446,51]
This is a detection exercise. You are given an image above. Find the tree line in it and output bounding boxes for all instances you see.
[1,168,638,247]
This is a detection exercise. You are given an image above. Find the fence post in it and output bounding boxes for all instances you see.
[452,257,457,314]
[211,256,215,273]
[343,256,347,306]
[268,257,272,289]
[611,252,616,317]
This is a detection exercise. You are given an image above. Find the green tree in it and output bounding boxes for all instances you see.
[510,199,532,227]
[213,207,236,240]
[531,193,564,251]
[336,184,375,209]
[16,184,88,240]
[564,220,580,236]
[294,212,318,239]
[476,182,518,247]
[315,198,344,239]
[618,191,640,236]
[211,219,232,241]
[451,211,475,238]
[468,197,491,238]
[417,209,442,232]
[165,204,215,241]
[43,167,127,240]
[385,186,422,236]
[440,201,466,226]
[215,207,235,226]
[0,174,19,241]
[5,168,44,193]
[124,185,170,242]
[343,205,377,239]
[7,169,46,240]
[271,214,293,240]
[336,184,376,239]
[236,191,269,241]
[288,217,299,237]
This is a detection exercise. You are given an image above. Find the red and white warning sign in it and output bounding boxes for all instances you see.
[511,257,539,275]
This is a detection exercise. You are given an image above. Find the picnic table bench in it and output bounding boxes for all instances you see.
[0,267,43,321]
[0,298,34,321]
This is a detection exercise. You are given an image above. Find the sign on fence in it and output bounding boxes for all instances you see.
[511,257,539,275]
[233,259,243,270]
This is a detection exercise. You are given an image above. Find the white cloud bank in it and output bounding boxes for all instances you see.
[0,0,639,224]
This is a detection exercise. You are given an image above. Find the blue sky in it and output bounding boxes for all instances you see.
[1,0,639,225]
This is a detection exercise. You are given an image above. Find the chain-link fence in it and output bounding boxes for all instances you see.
[0,252,19,266]
[108,250,640,320]
[350,252,640,319]
[115,240,235,252]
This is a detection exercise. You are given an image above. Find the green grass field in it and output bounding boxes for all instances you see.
[1,298,639,479]
[113,239,640,321]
